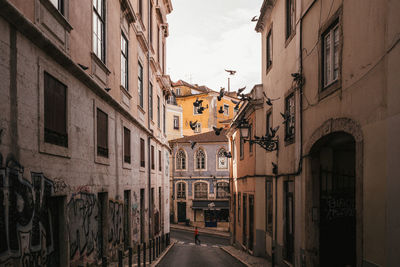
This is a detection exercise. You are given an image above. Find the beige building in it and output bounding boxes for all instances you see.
[229,0,400,266]
[0,0,172,266]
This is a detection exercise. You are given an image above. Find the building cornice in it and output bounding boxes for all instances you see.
[255,0,275,32]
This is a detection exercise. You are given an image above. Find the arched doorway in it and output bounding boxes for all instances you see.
[310,132,356,267]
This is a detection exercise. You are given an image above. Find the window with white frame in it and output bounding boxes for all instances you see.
[93,0,105,62]
[173,116,179,129]
[322,21,340,88]
[217,148,228,169]
[195,148,206,170]
[286,0,295,39]
[223,104,229,116]
[194,122,201,133]
[193,105,201,115]
[194,182,208,199]
[176,88,181,96]
[217,182,229,199]
[50,0,64,14]
[138,62,143,108]
[284,93,295,142]
[121,33,128,89]
[177,182,186,199]
[176,149,186,170]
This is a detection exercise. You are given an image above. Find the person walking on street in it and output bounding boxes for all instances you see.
[194,227,201,245]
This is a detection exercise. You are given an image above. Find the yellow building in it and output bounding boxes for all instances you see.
[171,80,239,136]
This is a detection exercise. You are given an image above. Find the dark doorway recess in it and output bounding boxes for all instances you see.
[311,132,356,267]
[177,202,186,223]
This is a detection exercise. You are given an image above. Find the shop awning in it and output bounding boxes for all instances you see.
[192,200,229,210]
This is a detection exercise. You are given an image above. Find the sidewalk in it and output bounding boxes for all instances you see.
[170,223,230,238]
[221,245,271,267]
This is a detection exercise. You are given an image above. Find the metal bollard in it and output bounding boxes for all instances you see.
[138,244,141,267]
[129,247,133,267]
[102,256,107,267]
[155,237,158,257]
[143,242,146,267]
[152,239,155,260]
[149,239,152,264]
[156,237,159,257]
[118,250,123,267]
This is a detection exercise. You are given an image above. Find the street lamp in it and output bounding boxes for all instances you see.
[237,118,250,139]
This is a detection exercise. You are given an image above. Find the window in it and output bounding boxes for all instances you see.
[217,182,229,199]
[266,110,272,136]
[158,150,162,171]
[238,192,241,224]
[177,182,186,199]
[163,104,166,134]
[223,104,229,116]
[176,149,186,170]
[195,149,206,170]
[140,138,145,167]
[217,148,228,169]
[151,145,155,170]
[123,127,131,163]
[149,1,153,44]
[93,0,105,62]
[173,116,179,130]
[149,83,153,120]
[193,105,200,115]
[232,139,236,161]
[266,180,273,234]
[97,108,108,158]
[138,62,144,108]
[157,96,160,128]
[266,29,272,69]
[194,182,208,199]
[121,33,128,90]
[286,0,295,39]
[138,0,143,18]
[176,88,181,96]
[194,123,201,133]
[322,21,340,88]
[284,93,295,142]
[44,72,68,147]
[50,0,64,14]
[162,42,165,73]
[157,27,160,62]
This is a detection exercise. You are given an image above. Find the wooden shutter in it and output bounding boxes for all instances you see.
[44,72,67,147]
[140,138,145,167]
[97,108,108,157]
[151,145,155,169]
[124,127,131,163]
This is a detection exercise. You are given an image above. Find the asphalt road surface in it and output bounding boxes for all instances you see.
[157,229,245,267]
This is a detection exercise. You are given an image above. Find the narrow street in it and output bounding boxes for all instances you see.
[157,229,245,267]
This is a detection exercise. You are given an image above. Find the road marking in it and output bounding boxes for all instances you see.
[212,245,219,248]
[201,244,207,247]
[188,243,195,245]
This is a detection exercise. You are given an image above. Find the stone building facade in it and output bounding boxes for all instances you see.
[0,0,172,266]
[228,0,400,266]
[169,131,230,231]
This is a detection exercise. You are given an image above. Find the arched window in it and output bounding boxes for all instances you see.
[195,148,206,170]
[176,149,186,170]
[217,182,230,198]
[177,182,186,199]
[217,148,228,169]
[194,182,208,199]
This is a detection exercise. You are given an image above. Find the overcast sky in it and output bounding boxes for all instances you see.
[166,0,264,93]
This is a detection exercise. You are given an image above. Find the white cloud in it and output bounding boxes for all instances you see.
[167,0,264,93]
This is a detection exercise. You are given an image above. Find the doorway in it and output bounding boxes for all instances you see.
[311,132,356,267]
[242,194,247,247]
[284,180,294,263]
[177,202,186,222]
[249,195,254,251]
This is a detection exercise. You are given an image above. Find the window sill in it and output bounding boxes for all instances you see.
[319,80,341,101]
[285,31,296,48]
[137,105,146,114]
[95,154,110,166]
[266,64,272,75]
[91,52,110,74]
[120,85,132,99]
[140,166,146,172]
[39,142,71,159]
[39,0,73,31]
[122,161,132,170]
[284,137,295,146]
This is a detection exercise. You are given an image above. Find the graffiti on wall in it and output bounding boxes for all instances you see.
[0,154,55,266]
[131,191,140,243]
[67,192,99,260]
[108,200,123,245]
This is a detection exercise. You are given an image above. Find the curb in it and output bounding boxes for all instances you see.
[151,239,176,267]
[170,225,230,238]
[220,246,251,267]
